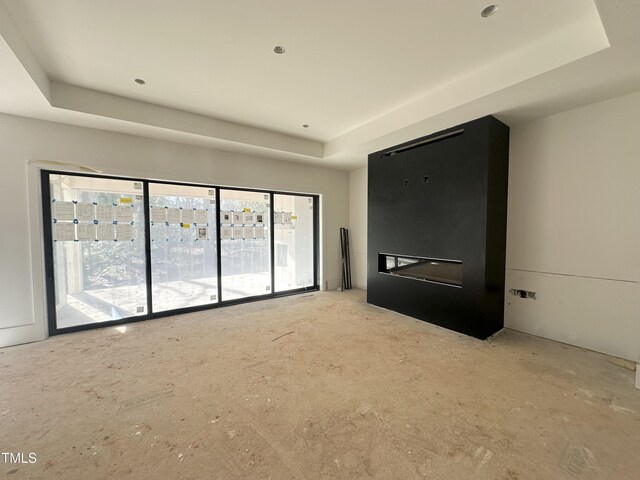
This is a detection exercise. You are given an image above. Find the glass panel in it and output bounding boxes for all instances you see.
[48,174,147,329]
[149,183,218,311]
[274,194,315,292]
[219,190,271,301]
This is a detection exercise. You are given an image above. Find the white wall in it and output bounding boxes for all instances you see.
[348,90,640,361]
[0,113,349,348]
[505,91,640,361]
[348,167,367,289]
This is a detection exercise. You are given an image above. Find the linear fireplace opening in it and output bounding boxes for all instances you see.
[378,253,462,287]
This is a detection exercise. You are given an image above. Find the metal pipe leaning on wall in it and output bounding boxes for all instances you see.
[340,227,352,290]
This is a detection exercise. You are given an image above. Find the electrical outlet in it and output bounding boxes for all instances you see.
[509,289,536,300]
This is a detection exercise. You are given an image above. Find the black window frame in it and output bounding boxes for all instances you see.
[41,169,320,336]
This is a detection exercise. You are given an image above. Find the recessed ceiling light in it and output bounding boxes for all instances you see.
[302,124,309,128]
[134,78,146,85]
[481,5,498,17]
[273,45,285,54]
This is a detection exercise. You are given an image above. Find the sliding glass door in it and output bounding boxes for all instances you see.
[43,171,318,334]
[219,189,271,301]
[274,194,315,292]
[149,183,218,311]
[46,174,148,329]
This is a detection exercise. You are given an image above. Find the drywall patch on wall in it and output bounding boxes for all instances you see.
[506,92,640,283]
[505,270,639,361]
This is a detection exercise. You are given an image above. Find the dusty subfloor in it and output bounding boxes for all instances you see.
[1,290,639,479]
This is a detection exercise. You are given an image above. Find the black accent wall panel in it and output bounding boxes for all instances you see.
[367,116,509,339]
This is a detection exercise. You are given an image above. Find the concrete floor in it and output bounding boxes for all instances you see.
[1,290,639,479]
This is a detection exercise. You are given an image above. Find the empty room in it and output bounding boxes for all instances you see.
[1,1,639,479]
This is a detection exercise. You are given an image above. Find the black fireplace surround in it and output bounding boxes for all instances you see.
[367,116,509,339]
